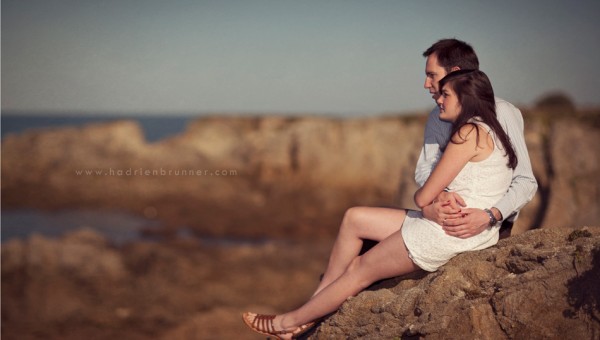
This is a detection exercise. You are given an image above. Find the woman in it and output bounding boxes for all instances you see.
[243,69,517,339]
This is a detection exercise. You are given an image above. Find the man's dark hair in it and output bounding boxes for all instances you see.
[423,39,479,72]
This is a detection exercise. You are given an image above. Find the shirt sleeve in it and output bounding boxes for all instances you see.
[493,99,538,221]
[415,106,452,187]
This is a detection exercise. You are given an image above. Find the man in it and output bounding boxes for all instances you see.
[416,38,537,238]
[241,41,538,338]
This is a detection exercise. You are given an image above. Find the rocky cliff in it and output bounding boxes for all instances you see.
[2,105,600,339]
[2,108,599,239]
[1,116,425,240]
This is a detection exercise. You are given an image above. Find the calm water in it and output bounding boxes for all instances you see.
[1,113,195,142]
[0,209,163,245]
[1,113,197,243]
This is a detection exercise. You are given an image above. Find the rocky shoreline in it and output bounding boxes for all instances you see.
[2,103,600,338]
[2,226,598,339]
[2,108,599,240]
[1,228,332,339]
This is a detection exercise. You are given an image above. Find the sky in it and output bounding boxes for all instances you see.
[2,0,600,116]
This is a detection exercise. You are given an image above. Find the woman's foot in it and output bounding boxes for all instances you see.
[242,312,315,339]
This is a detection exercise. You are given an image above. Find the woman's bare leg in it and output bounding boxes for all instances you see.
[313,207,407,297]
[259,228,419,336]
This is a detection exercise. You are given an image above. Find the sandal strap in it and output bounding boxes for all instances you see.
[252,314,288,335]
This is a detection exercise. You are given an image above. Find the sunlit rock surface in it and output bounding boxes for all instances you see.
[310,227,600,339]
[2,227,598,339]
[2,109,599,239]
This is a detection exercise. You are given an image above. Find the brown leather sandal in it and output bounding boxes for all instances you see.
[242,313,316,339]
[243,313,289,339]
[291,321,316,338]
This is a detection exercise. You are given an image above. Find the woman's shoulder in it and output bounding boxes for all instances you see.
[451,120,493,150]
[451,122,481,142]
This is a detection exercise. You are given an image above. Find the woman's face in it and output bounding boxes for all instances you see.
[436,83,461,122]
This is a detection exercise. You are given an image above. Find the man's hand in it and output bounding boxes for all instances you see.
[422,191,465,225]
[442,208,490,238]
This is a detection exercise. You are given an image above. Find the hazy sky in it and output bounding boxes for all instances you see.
[3,0,600,116]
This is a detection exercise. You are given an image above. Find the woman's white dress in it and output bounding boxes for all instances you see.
[401,123,513,272]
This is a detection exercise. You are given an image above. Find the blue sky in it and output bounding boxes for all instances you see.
[2,0,600,116]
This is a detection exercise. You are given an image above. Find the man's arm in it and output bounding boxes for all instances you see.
[415,106,452,186]
[490,99,538,220]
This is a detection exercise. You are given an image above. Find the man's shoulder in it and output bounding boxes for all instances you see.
[494,97,524,126]
[494,97,518,110]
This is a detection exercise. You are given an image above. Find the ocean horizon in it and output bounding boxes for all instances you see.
[1,113,200,143]
[1,110,420,143]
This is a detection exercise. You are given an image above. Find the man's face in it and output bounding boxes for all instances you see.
[424,53,448,101]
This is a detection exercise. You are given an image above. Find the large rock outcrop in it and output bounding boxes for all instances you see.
[311,227,600,339]
[1,229,331,339]
[1,116,425,240]
[2,226,598,339]
[2,110,599,239]
[2,103,599,339]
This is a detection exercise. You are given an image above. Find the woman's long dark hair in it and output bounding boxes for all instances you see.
[438,69,518,169]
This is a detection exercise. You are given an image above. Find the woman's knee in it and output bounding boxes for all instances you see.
[339,207,359,237]
[341,207,367,230]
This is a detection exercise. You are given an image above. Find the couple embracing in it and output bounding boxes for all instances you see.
[243,38,538,339]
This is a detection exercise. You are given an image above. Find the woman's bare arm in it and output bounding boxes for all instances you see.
[414,124,486,208]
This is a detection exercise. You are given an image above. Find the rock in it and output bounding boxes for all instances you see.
[0,229,128,330]
[2,226,599,339]
[160,307,247,340]
[3,106,599,339]
[535,92,576,116]
[310,227,600,339]
[1,109,599,239]
[0,115,424,240]
[542,121,600,228]
[1,230,331,339]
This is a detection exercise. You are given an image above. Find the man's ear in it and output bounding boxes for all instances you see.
[450,66,461,72]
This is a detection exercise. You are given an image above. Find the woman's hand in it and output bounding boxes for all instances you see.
[421,191,465,225]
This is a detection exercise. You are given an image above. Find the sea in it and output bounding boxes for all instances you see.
[1,113,201,244]
[1,113,195,142]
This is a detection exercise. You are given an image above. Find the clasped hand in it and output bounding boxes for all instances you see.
[421,191,490,238]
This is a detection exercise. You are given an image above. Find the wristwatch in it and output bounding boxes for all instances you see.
[483,208,498,227]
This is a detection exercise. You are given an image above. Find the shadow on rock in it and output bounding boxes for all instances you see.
[565,240,600,322]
